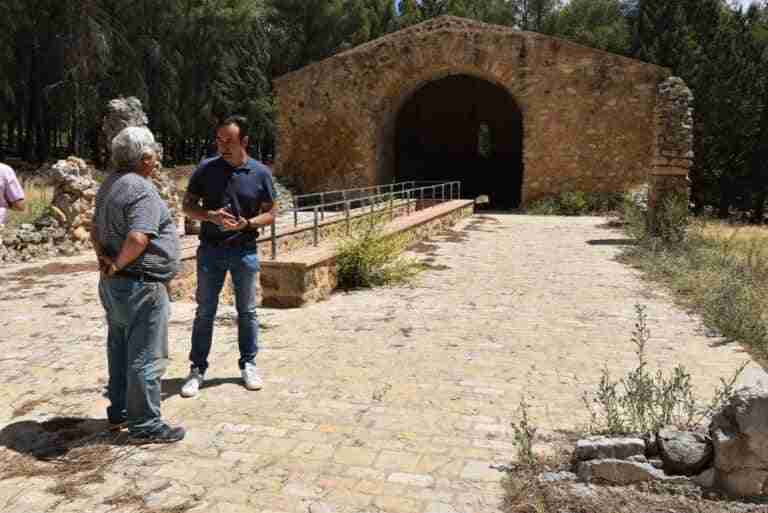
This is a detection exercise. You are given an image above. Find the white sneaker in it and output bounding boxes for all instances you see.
[180,368,205,398]
[241,363,263,391]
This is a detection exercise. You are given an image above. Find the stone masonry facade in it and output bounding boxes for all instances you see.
[648,77,694,224]
[274,16,693,205]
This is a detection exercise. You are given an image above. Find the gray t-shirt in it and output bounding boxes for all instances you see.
[94,172,180,282]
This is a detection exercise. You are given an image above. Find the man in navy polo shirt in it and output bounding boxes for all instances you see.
[180,115,277,397]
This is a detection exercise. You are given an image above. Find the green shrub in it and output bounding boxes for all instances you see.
[652,191,690,244]
[583,304,748,435]
[335,214,422,289]
[619,185,650,240]
[583,305,699,434]
[527,190,623,216]
[558,191,590,215]
[525,197,561,215]
[511,395,537,467]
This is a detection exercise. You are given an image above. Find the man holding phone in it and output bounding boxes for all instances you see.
[180,115,277,397]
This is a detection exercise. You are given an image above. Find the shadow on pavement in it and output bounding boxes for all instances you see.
[586,238,637,246]
[0,417,124,460]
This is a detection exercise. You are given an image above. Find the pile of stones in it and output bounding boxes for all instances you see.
[543,385,768,500]
[0,157,99,263]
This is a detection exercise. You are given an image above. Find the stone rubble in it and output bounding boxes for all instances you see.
[569,385,768,500]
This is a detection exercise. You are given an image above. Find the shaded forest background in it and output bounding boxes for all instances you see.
[2,0,768,217]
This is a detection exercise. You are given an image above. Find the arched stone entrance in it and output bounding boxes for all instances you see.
[273,16,691,208]
[394,74,523,208]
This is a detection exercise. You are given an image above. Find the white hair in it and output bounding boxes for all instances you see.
[111,126,160,171]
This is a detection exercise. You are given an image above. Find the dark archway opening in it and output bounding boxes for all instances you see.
[395,75,524,209]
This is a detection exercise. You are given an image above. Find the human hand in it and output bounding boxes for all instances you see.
[207,208,237,227]
[98,255,119,277]
[220,216,248,232]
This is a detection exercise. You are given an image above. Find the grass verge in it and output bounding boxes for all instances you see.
[620,218,768,359]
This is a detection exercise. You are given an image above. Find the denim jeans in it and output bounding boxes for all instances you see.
[189,244,260,372]
[98,276,169,434]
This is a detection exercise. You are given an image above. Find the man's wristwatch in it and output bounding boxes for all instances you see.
[247,218,256,230]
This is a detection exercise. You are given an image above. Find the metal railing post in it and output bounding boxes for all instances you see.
[270,220,277,260]
[345,200,350,235]
[458,182,461,200]
[389,192,394,221]
[406,189,410,215]
[320,192,325,221]
[370,196,375,227]
[313,207,319,246]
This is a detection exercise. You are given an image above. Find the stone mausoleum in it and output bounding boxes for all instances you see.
[274,16,693,208]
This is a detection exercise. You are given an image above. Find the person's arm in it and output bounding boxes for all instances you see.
[102,187,157,276]
[246,201,277,229]
[103,231,149,276]
[4,169,25,211]
[246,171,278,229]
[90,223,109,273]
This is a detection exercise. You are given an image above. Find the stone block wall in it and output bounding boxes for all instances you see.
[274,16,672,205]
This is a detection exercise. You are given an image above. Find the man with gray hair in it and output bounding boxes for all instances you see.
[91,126,185,443]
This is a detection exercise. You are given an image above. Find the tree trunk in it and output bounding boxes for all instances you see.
[87,125,101,169]
[752,190,767,224]
[717,178,732,219]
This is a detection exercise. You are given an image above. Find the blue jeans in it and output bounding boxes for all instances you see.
[189,244,260,372]
[98,277,169,434]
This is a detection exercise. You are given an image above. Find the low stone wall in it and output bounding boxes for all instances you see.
[260,200,474,308]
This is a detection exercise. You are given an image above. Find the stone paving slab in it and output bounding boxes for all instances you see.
[0,214,764,513]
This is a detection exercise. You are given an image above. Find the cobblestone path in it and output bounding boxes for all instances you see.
[0,214,763,513]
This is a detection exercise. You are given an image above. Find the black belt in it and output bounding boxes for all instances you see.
[202,238,258,249]
[113,270,165,283]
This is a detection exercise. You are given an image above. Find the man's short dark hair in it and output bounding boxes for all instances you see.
[218,115,250,141]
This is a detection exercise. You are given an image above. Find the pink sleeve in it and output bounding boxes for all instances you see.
[4,171,24,203]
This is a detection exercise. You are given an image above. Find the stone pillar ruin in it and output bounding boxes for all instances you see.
[648,77,694,234]
[101,97,182,227]
[102,97,150,151]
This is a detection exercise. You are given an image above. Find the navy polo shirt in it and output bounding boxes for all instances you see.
[187,156,276,244]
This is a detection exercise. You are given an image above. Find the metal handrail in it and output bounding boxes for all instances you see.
[267,181,462,259]
[292,181,418,207]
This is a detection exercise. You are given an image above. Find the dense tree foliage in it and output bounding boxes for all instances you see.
[2,0,767,218]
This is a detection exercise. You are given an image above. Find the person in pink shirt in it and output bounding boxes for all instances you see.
[0,163,25,226]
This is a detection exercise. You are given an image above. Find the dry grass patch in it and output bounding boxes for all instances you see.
[503,469,768,513]
[0,418,135,502]
[104,487,197,513]
[4,180,53,230]
[620,218,768,358]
